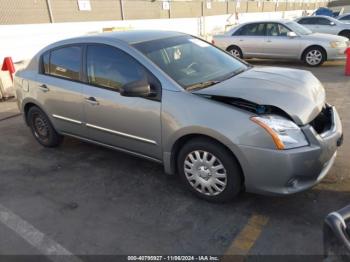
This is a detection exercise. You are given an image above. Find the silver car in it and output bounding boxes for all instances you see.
[15,31,343,202]
[213,20,348,66]
[296,15,350,39]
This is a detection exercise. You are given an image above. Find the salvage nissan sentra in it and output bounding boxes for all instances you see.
[14,30,343,202]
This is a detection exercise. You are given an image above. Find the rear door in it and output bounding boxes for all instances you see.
[35,45,86,137]
[82,44,162,160]
[264,23,301,59]
[233,23,267,57]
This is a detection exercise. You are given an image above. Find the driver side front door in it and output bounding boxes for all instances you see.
[264,23,301,59]
[82,44,162,160]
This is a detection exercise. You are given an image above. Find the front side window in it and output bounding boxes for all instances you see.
[266,23,291,36]
[86,45,147,91]
[134,36,248,89]
[316,17,332,25]
[278,24,290,36]
[298,18,315,25]
[237,23,266,36]
[49,46,81,81]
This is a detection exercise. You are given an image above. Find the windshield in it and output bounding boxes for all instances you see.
[286,21,312,35]
[133,35,248,90]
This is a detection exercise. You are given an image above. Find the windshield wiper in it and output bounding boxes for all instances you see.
[185,80,221,91]
[221,67,248,81]
[185,67,249,91]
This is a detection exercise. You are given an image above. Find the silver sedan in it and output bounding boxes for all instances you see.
[296,15,350,38]
[15,31,343,202]
[212,20,348,66]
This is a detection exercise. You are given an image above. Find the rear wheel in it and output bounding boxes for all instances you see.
[227,46,243,59]
[27,106,63,147]
[177,138,242,202]
[302,47,326,67]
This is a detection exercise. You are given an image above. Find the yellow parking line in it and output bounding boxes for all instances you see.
[225,214,269,258]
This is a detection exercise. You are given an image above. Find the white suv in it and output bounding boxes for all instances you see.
[296,15,350,39]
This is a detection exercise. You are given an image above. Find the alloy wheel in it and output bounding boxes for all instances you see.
[230,49,241,58]
[306,50,323,66]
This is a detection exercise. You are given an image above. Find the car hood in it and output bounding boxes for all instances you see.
[193,67,325,125]
[305,32,348,42]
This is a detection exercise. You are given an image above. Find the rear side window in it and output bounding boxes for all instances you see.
[86,44,147,91]
[48,46,82,81]
[236,23,266,36]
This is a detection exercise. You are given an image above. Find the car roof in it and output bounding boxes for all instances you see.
[298,15,344,23]
[240,19,292,24]
[66,30,186,45]
[232,19,294,29]
[298,15,337,20]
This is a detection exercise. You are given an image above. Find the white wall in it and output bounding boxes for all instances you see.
[0,10,308,63]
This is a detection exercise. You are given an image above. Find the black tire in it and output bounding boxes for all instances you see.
[226,45,243,59]
[339,31,350,40]
[177,138,242,202]
[27,106,63,147]
[302,46,326,67]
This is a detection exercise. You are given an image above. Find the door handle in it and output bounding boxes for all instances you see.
[267,40,272,43]
[39,84,49,92]
[239,39,244,42]
[85,97,99,106]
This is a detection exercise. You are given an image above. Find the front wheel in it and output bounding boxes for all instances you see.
[177,138,242,202]
[303,47,326,67]
[27,106,63,147]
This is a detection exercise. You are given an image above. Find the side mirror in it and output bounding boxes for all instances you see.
[330,21,336,26]
[287,31,298,38]
[120,80,153,98]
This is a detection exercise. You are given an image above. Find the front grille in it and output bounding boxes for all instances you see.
[309,106,332,135]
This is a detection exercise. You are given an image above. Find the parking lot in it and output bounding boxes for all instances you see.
[0,60,349,260]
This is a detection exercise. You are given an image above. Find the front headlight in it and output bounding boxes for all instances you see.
[251,115,308,150]
[330,41,346,48]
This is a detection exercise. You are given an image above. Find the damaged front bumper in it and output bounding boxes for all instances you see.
[238,105,343,195]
